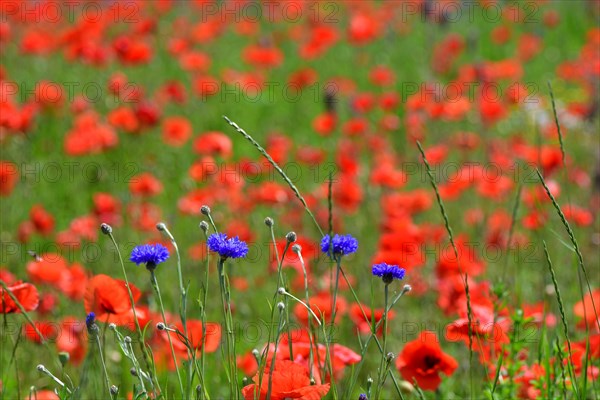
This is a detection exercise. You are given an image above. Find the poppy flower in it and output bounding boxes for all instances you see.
[0,161,18,196]
[350,303,396,335]
[241,360,330,400]
[574,289,600,331]
[294,291,347,325]
[396,331,458,391]
[193,131,232,157]
[83,274,141,327]
[162,319,221,355]
[27,254,69,288]
[24,321,59,343]
[1,281,39,313]
[162,116,192,147]
[30,204,55,236]
[56,317,87,364]
[129,173,163,197]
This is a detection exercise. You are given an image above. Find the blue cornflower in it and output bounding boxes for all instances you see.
[85,312,96,332]
[320,234,358,257]
[372,263,405,284]
[130,243,170,270]
[207,233,249,260]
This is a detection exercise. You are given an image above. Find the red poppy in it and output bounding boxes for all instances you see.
[30,204,55,236]
[350,303,396,335]
[193,131,232,157]
[162,116,192,147]
[24,321,59,343]
[27,254,69,288]
[396,331,458,391]
[574,289,600,331]
[0,161,18,196]
[162,319,221,355]
[241,360,330,400]
[56,317,87,365]
[294,291,347,326]
[84,274,141,327]
[312,112,337,136]
[129,173,163,197]
[243,45,283,68]
[1,281,39,313]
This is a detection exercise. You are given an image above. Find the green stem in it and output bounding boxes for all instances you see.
[217,258,239,400]
[150,270,184,396]
[106,231,158,394]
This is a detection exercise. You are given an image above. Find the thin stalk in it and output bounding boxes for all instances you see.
[223,116,324,237]
[158,224,191,399]
[536,169,600,332]
[373,284,390,399]
[106,230,158,394]
[416,140,474,398]
[217,258,239,400]
[150,270,184,396]
[543,241,580,399]
[266,305,286,400]
[94,334,113,397]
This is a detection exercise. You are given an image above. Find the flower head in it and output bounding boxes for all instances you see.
[372,263,405,284]
[207,233,249,259]
[85,312,97,333]
[320,234,358,257]
[130,243,169,270]
[396,331,458,391]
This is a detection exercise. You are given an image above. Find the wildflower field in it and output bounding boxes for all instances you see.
[1,1,600,399]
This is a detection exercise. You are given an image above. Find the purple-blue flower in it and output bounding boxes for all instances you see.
[207,233,249,259]
[85,312,96,332]
[130,243,170,270]
[372,263,405,284]
[320,234,358,257]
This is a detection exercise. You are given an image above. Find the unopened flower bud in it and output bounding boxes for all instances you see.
[200,205,211,215]
[402,284,412,294]
[124,336,132,344]
[292,244,302,254]
[100,223,112,235]
[277,287,286,295]
[156,222,167,232]
[108,323,116,331]
[110,385,118,395]
[130,367,138,376]
[199,221,209,232]
[277,302,285,311]
[156,322,166,331]
[264,217,274,227]
[286,231,297,243]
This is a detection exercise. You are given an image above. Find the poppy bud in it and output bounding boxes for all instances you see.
[200,205,211,215]
[199,221,209,233]
[264,217,274,227]
[100,223,112,235]
[58,352,69,367]
[286,232,297,243]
